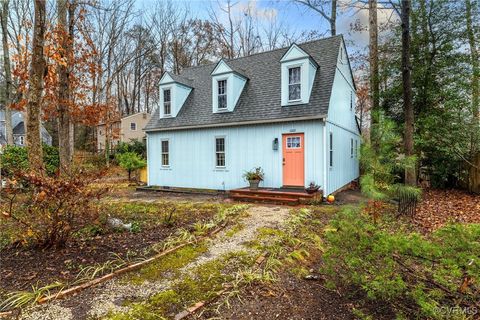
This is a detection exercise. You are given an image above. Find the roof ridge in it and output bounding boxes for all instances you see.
[180,34,343,75]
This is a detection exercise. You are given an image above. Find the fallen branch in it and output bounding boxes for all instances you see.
[0,311,13,318]
[36,224,227,305]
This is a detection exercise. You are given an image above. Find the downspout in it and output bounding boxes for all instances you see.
[146,132,150,186]
[323,119,328,197]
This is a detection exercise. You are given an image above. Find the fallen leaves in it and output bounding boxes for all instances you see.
[414,189,480,232]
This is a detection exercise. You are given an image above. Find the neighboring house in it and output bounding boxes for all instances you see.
[97,112,151,151]
[0,108,52,147]
[145,35,360,196]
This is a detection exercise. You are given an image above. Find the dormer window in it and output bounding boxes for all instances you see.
[159,72,192,119]
[288,67,301,101]
[163,89,171,116]
[218,80,227,110]
[280,43,318,106]
[211,60,247,113]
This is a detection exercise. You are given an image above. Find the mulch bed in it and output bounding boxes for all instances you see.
[414,189,480,233]
[0,215,211,293]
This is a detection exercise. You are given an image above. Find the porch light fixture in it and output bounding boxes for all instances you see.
[272,138,279,150]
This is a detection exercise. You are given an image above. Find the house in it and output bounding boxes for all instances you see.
[0,109,52,147]
[97,112,151,151]
[145,35,360,196]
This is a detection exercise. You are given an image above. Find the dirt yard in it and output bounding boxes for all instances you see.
[3,185,475,320]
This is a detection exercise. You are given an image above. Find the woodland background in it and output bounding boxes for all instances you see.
[0,0,479,190]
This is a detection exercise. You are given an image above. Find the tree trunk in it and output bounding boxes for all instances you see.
[368,0,379,121]
[466,0,479,122]
[26,0,46,174]
[56,0,74,173]
[469,153,480,194]
[465,0,479,193]
[330,0,336,36]
[1,0,14,145]
[401,0,416,185]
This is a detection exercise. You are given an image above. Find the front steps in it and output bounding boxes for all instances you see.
[229,187,322,205]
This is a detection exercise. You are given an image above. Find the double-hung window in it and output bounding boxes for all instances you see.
[130,122,136,131]
[350,138,354,158]
[163,89,171,116]
[329,132,333,167]
[288,67,301,101]
[355,140,358,158]
[218,80,227,110]
[215,137,225,167]
[161,140,169,166]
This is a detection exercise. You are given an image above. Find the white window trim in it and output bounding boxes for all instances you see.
[217,79,228,110]
[215,136,226,168]
[161,139,170,167]
[287,65,302,103]
[19,136,24,146]
[163,88,172,117]
[130,122,137,131]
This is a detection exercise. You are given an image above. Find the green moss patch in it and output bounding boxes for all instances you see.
[107,252,255,320]
[224,222,245,237]
[126,243,208,285]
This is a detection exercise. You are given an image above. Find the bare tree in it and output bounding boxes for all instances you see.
[56,0,75,173]
[1,0,13,145]
[237,5,262,56]
[294,0,337,36]
[26,0,46,173]
[209,0,239,58]
[369,0,379,122]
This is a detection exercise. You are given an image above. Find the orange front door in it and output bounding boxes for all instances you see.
[282,133,305,187]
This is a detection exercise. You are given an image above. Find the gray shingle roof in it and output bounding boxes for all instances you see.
[13,121,25,135]
[145,35,343,131]
[166,72,193,87]
[212,59,249,79]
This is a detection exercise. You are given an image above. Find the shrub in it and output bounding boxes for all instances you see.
[322,208,480,319]
[116,139,146,158]
[360,112,419,201]
[42,144,60,175]
[0,170,107,248]
[0,144,59,176]
[115,152,146,181]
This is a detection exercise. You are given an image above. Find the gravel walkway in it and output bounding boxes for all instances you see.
[19,205,290,320]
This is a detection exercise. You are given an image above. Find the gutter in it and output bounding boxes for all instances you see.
[144,115,326,132]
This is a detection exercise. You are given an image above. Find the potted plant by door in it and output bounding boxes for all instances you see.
[243,167,265,190]
[305,182,320,194]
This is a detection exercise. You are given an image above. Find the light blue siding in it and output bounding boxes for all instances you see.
[147,120,325,191]
[324,39,360,195]
[325,122,360,195]
[232,74,247,108]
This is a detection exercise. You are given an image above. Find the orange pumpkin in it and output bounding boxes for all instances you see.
[326,194,335,203]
